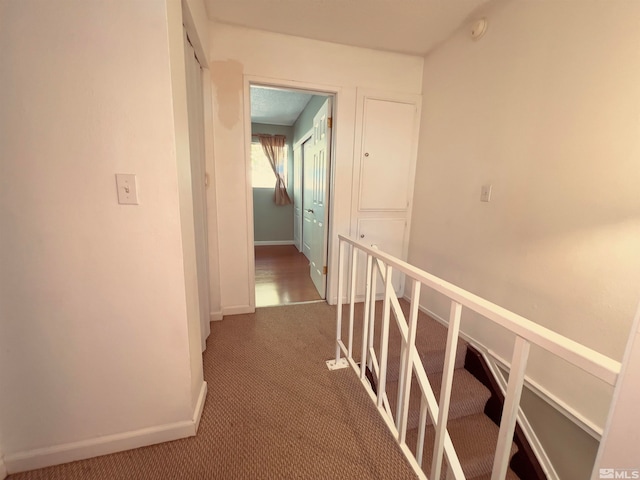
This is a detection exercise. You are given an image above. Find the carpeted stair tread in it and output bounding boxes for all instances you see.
[386,368,492,430]
[405,413,519,480]
[471,468,520,480]
[385,339,468,382]
[342,301,466,376]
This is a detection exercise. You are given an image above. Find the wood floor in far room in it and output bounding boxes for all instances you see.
[255,245,322,307]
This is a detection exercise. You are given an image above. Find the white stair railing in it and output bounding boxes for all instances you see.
[328,235,622,480]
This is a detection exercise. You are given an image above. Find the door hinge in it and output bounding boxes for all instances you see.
[327,117,332,129]
[323,266,328,275]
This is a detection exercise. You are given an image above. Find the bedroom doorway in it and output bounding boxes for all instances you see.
[248,84,333,307]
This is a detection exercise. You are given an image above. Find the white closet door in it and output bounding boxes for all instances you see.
[184,29,210,351]
[355,218,406,297]
[358,99,417,211]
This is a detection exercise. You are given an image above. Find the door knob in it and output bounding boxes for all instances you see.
[306,209,314,214]
[364,153,370,157]
[360,234,365,238]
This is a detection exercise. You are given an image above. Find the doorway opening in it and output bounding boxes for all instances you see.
[248,84,334,307]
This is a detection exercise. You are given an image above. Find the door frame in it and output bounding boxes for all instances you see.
[243,76,339,309]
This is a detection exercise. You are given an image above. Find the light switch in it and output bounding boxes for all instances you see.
[115,174,139,205]
[480,184,492,202]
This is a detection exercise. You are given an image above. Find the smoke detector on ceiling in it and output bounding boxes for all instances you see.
[471,18,488,40]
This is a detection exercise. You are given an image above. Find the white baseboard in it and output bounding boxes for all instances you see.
[221,304,254,316]
[0,456,7,480]
[5,381,208,474]
[254,240,294,246]
[193,381,208,432]
[210,311,223,322]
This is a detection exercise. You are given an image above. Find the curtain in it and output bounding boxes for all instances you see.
[258,134,292,205]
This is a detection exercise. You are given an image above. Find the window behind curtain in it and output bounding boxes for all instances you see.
[251,142,287,188]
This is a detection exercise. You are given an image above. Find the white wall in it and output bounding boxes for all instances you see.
[409,0,640,430]
[209,23,423,312]
[0,0,204,470]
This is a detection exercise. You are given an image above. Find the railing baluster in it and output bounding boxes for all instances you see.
[367,262,378,372]
[431,300,462,480]
[398,279,422,443]
[396,342,407,429]
[416,394,428,467]
[377,264,393,410]
[394,275,411,433]
[360,254,373,380]
[331,235,621,480]
[335,238,345,363]
[491,336,530,480]
[348,244,358,358]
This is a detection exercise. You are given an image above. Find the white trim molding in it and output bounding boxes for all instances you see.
[5,382,208,474]
[192,381,208,432]
[221,304,254,316]
[254,240,295,246]
[209,311,223,322]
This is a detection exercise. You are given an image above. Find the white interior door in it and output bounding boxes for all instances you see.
[309,98,332,298]
[184,29,210,351]
[302,139,313,260]
[293,145,302,252]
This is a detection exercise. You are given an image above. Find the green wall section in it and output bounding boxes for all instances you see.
[520,387,599,480]
[253,188,294,242]
[293,95,327,145]
[251,123,294,242]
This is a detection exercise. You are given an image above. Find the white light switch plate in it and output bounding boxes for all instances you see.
[481,184,492,202]
[116,174,138,205]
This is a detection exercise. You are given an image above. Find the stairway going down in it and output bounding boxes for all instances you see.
[342,299,545,480]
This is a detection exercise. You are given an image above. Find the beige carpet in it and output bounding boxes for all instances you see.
[8,303,417,480]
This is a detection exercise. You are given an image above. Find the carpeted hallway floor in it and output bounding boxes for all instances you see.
[8,303,417,480]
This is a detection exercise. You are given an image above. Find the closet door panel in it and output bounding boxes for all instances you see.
[359,99,417,211]
[355,218,406,297]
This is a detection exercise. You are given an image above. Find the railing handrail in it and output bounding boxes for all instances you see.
[338,234,621,386]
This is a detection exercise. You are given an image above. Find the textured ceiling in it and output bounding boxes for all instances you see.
[205,0,489,55]
[250,87,313,126]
